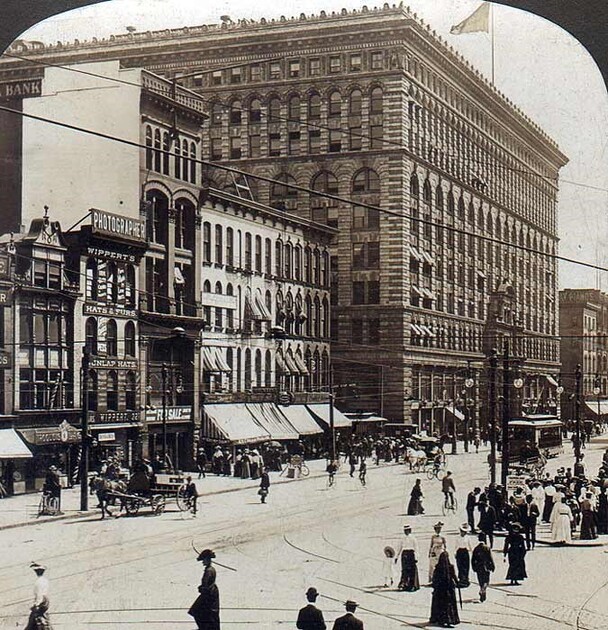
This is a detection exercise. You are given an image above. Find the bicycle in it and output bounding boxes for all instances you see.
[442,492,458,516]
[38,492,59,517]
[176,484,197,515]
[426,464,446,481]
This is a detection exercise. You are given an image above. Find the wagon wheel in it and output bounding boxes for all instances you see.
[125,499,140,516]
[152,495,166,515]
[176,484,189,511]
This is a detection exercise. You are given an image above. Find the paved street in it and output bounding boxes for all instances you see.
[2,442,608,629]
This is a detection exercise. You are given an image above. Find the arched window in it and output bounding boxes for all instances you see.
[124,321,136,356]
[255,235,262,273]
[244,233,252,270]
[264,350,272,388]
[311,171,339,226]
[313,250,321,285]
[145,126,153,170]
[294,245,302,281]
[314,296,321,337]
[410,172,420,197]
[162,132,170,174]
[214,225,223,264]
[370,87,383,115]
[305,294,312,337]
[284,242,292,279]
[458,196,465,220]
[85,318,98,354]
[447,191,455,215]
[270,172,298,210]
[226,227,234,266]
[146,190,169,245]
[230,99,242,125]
[308,93,321,119]
[288,95,301,120]
[86,258,98,301]
[322,296,330,337]
[268,97,281,122]
[304,247,312,283]
[211,102,223,126]
[423,179,432,204]
[174,138,181,179]
[125,371,137,410]
[190,142,196,182]
[107,262,119,304]
[182,139,189,182]
[215,281,223,294]
[203,280,211,293]
[275,241,283,276]
[353,168,380,194]
[328,91,342,117]
[349,89,362,116]
[107,370,118,411]
[255,349,262,388]
[436,186,444,210]
[106,319,118,356]
[249,98,261,123]
[153,128,161,172]
[244,348,252,391]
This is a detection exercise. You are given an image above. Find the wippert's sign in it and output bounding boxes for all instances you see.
[90,209,146,243]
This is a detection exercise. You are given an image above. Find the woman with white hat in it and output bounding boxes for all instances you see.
[25,563,53,630]
[396,524,420,592]
[428,521,447,584]
[454,524,472,587]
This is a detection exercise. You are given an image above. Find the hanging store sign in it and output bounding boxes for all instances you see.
[90,209,146,243]
[0,255,9,279]
[145,406,192,424]
[91,410,140,424]
[0,349,11,368]
[0,79,42,99]
[89,358,139,370]
[84,304,137,319]
[97,432,116,443]
[86,247,137,263]
[19,421,80,446]
[0,288,12,306]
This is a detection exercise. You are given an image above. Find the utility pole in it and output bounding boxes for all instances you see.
[161,362,168,468]
[329,365,336,463]
[501,341,510,488]
[574,363,582,466]
[488,349,497,485]
[80,347,90,512]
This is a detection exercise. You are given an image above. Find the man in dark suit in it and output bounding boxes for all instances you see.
[332,600,364,629]
[522,495,540,550]
[296,587,326,630]
[466,487,481,532]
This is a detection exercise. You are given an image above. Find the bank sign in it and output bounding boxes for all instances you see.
[0,79,42,99]
[90,209,146,243]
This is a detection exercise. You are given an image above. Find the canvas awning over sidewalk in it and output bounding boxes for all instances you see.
[0,429,33,459]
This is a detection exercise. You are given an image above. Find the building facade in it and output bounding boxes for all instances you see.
[0,3,568,432]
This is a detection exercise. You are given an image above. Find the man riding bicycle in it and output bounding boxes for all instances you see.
[441,470,456,509]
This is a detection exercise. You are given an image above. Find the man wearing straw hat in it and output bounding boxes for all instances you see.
[25,562,53,630]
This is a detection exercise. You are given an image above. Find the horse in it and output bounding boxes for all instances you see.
[404,447,427,472]
[90,475,128,518]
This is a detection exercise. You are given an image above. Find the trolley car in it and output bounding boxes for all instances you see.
[507,414,563,460]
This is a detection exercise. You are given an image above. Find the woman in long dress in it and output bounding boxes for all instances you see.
[503,523,527,585]
[188,549,220,630]
[579,493,597,540]
[551,497,573,544]
[455,524,472,587]
[397,524,420,591]
[428,522,447,583]
[429,551,460,627]
[597,487,608,534]
[407,479,424,515]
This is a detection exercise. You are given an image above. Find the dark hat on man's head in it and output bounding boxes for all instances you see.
[30,562,46,572]
[197,549,216,561]
[345,600,358,610]
[510,523,522,533]
[306,587,318,598]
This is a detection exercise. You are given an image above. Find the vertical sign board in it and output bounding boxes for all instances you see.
[0,255,9,279]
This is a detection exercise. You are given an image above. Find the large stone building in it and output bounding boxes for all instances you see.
[0,2,568,432]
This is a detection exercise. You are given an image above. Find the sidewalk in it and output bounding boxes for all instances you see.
[0,457,354,531]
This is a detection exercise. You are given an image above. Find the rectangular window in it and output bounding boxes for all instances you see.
[352,319,364,344]
[371,51,383,70]
[352,281,365,305]
[265,239,272,275]
[269,62,281,79]
[250,64,261,82]
[230,67,242,84]
[309,58,321,76]
[368,319,380,344]
[33,260,46,287]
[370,124,383,149]
[352,243,365,270]
[249,134,261,158]
[368,281,380,304]
[368,242,380,268]
[269,133,281,157]
[289,60,300,77]
[212,71,222,85]
[210,138,222,160]
[329,56,341,73]
[244,234,252,270]
[353,207,366,229]
[230,137,241,159]
[328,129,342,153]
[288,131,301,155]
[309,129,321,154]
[215,307,223,330]
[350,128,362,151]
[350,53,362,71]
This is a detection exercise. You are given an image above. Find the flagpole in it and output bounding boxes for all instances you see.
[491,3,495,84]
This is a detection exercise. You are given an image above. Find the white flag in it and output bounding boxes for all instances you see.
[450,3,490,35]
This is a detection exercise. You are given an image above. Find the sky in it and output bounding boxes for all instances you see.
[14,0,608,290]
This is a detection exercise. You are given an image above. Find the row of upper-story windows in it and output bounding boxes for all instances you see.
[85,258,136,307]
[202,223,330,287]
[144,126,198,183]
[195,51,387,88]
[145,190,197,251]
[87,369,137,412]
[85,318,137,357]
